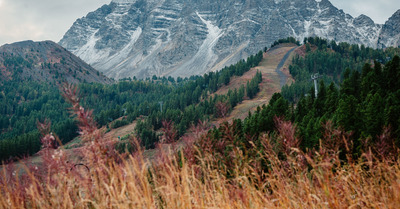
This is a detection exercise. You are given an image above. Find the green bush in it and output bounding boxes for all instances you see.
[111,119,129,129]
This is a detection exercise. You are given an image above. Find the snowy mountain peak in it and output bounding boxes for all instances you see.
[354,14,376,26]
[59,0,400,79]
[390,9,400,20]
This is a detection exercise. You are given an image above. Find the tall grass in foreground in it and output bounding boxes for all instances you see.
[1,84,399,208]
[1,136,400,208]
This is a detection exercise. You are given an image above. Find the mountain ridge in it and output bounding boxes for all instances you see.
[0,40,112,85]
[59,0,400,79]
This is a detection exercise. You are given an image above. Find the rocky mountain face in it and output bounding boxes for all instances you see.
[0,41,112,84]
[59,0,400,79]
[378,9,400,48]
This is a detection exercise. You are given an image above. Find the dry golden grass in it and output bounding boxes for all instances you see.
[1,134,400,209]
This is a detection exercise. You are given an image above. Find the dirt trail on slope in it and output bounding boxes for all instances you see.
[218,44,298,122]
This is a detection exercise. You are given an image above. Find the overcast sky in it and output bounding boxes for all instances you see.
[0,0,399,46]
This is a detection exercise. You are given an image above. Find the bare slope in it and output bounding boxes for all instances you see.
[214,44,297,121]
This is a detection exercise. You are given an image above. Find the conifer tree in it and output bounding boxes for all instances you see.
[384,55,400,93]
[363,93,385,139]
[324,82,338,117]
[384,92,400,140]
[360,63,374,99]
[314,80,326,117]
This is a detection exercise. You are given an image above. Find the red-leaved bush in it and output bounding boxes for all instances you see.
[61,83,98,140]
[375,126,398,161]
[215,101,230,118]
[274,116,300,156]
[161,120,178,144]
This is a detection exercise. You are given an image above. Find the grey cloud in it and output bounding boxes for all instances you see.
[330,0,400,23]
[0,0,110,45]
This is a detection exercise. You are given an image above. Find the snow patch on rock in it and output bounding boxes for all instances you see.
[73,29,110,65]
[171,12,223,77]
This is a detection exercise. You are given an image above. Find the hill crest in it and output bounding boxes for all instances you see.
[0,40,112,85]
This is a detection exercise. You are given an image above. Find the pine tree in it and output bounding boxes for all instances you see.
[373,60,383,89]
[363,93,384,139]
[384,92,400,139]
[384,55,400,93]
[294,96,308,123]
[360,63,374,99]
[324,82,338,117]
[238,85,245,101]
[314,80,326,117]
[335,94,361,136]
[340,70,361,100]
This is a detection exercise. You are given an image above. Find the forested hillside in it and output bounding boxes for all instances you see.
[280,37,400,150]
[0,50,263,161]
[282,37,400,102]
[201,37,400,162]
[0,40,111,161]
[194,55,400,181]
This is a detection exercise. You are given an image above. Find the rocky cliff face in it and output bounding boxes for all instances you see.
[59,0,400,79]
[378,9,400,48]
